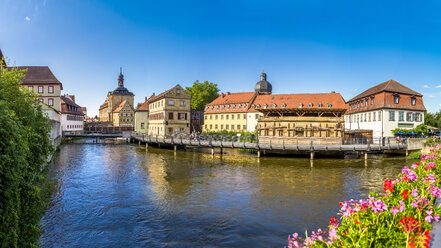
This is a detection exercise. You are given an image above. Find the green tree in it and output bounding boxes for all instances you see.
[0,66,52,247]
[185,80,220,110]
[424,112,437,127]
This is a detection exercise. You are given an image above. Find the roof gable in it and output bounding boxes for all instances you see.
[10,66,63,90]
[150,84,190,102]
[252,93,347,110]
[113,100,134,113]
[349,79,422,102]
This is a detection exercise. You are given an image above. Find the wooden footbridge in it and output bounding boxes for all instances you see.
[130,133,415,158]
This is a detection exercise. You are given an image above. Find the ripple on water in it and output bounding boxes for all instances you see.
[40,143,409,247]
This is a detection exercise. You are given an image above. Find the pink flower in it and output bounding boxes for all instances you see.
[425,210,434,223]
[411,188,418,197]
[435,213,440,222]
[390,206,399,215]
[399,200,405,212]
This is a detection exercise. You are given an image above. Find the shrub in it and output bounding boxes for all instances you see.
[0,67,52,247]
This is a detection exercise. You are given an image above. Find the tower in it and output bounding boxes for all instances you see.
[254,69,272,95]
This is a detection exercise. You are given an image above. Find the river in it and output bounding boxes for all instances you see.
[40,142,412,247]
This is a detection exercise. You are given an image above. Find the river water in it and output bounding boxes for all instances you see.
[40,142,412,247]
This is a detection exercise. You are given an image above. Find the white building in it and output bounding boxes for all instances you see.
[345,80,426,141]
[61,95,84,134]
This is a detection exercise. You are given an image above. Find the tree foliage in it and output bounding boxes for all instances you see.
[0,67,52,247]
[185,80,219,110]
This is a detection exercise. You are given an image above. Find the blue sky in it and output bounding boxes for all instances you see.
[1,0,441,116]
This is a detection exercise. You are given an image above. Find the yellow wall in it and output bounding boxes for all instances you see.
[26,84,62,112]
[135,111,149,133]
[203,112,248,132]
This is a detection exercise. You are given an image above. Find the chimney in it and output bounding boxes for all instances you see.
[221,93,225,98]
[145,96,148,101]
[331,91,335,93]
[70,95,75,103]
[226,92,231,95]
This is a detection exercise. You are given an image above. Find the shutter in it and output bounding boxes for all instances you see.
[185,113,187,120]
[169,112,173,120]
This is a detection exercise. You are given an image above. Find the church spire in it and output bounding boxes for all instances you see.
[118,67,124,88]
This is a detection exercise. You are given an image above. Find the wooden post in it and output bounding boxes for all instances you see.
[174,145,177,152]
[145,143,148,150]
[310,151,314,160]
[405,150,409,156]
[257,150,261,158]
[211,148,215,156]
[364,152,368,160]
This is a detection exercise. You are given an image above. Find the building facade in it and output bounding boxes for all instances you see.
[61,95,84,133]
[99,69,135,127]
[255,93,347,144]
[13,66,63,112]
[190,109,204,133]
[147,85,191,137]
[345,80,426,140]
[135,97,150,133]
[203,71,271,133]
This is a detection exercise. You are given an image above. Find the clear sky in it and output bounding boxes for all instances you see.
[1,0,441,116]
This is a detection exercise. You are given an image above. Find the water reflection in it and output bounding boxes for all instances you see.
[40,143,412,247]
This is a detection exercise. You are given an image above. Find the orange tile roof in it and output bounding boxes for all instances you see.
[113,100,127,113]
[136,100,150,111]
[252,93,347,111]
[205,92,256,113]
[349,79,422,102]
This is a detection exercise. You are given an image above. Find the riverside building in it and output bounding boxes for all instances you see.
[203,71,271,132]
[134,96,151,134]
[61,94,84,133]
[255,92,347,144]
[344,79,426,141]
[99,68,135,127]
[147,85,191,137]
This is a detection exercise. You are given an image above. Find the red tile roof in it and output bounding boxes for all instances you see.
[11,66,63,90]
[349,79,422,102]
[252,93,347,111]
[61,95,83,115]
[136,99,150,111]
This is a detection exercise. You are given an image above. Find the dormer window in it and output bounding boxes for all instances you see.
[281,103,286,108]
[308,103,313,108]
[222,105,225,110]
[263,104,267,109]
[272,104,276,108]
[365,99,368,107]
[299,103,303,108]
[251,104,255,109]
[238,104,241,109]
[232,105,236,110]
[210,106,213,110]
[394,95,400,104]
[411,97,416,106]
[371,97,374,105]
[227,105,230,110]
[327,103,332,109]
[216,106,219,110]
[176,89,180,94]
[318,103,323,109]
[256,104,260,109]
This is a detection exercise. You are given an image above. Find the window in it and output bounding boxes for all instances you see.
[231,114,234,120]
[282,103,286,108]
[210,124,212,129]
[226,115,229,120]
[308,103,313,108]
[232,105,236,110]
[48,86,52,93]
[169,112,174,120]
[318,103,322,108]
[243,114,246,119]
[256,104,260,109]
[48,98,54,106]
[221,124,223,129]
[205,124,207,129]
[416,113,421,122]
[299,103,303,108]
[378,111,382,121]
[373,113,376,121]
[255,114,259,119]
[28,86,33,91]
[399,112,404,121]
[215,115,218,120]
[412,113,417,122]
[227,105,230,110]
[365,99,368,107]
[371,97,374,105]
[177,89,180,94]
[237,125,240,130]
[141,123,145,129]
[221,115,224,120]
[368,113,371,122]
[411,98,416,106]
[169,100,174,105]
[216,106,219,110]
[272,104,276,108]
[231,125,235,130]
[238,104,241,109]
[394,95,400,104]
[222,105,225,110]
[328,103,332,109]
[210,115,213,120]
[237,114,240,119]
[226,124,229,130]
[243,125,246,130]
[389,111,395,121]
[263,104,267,109]
[180,100,185,106]
[180,128,184,132]
[38,86,44,93]
[407,112,412,122]
[205,116,207,120]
